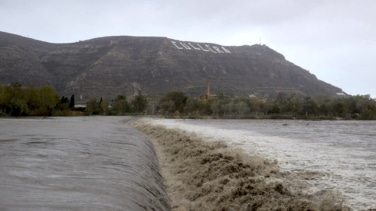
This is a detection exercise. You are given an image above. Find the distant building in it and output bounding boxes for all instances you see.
[200,81,217,100]
[74,104,87,109]
[336,92,346,96]
[249,94,258,98]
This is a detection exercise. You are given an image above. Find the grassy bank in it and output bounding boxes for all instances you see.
[130,120,349,211]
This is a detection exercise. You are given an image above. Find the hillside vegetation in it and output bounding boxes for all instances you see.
[1,31,343,101]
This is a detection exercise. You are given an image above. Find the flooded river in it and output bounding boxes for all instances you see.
[0,117,170,211]
[142,118,376,210]
[1,116,375,210]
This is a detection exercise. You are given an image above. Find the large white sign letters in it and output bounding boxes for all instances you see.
[171,41,231,54]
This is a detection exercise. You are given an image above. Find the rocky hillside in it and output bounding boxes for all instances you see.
[0,31,344,101]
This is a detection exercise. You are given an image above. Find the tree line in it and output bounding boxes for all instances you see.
[1,83,375,120]
[155,91,376,120]
[84,95,148,115]
[0,83,149,116]
[0,83,59,116]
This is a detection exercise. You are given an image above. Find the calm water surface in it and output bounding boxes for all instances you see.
[0,117,169,211]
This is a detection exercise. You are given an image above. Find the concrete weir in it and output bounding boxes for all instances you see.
[0,117,170,211]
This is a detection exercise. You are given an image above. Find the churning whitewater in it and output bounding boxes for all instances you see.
[1,117,374,210]
[138,118,376,210]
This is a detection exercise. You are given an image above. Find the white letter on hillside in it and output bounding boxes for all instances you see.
[197,44,210,52]
[180,42,191,50]
[212,46,224,53]
[188,43,201,50]
[171,41,183,49]
[206,45,217,53]
[221,46,231,54]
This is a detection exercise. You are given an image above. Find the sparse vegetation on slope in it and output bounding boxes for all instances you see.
[0,31,343,100]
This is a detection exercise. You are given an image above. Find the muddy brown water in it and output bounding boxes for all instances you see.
[0,117,170,211]
[131,120,351,211]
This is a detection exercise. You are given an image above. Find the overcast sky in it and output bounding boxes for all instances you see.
[1,0,375,97]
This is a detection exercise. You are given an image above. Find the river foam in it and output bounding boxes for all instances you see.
[139,118,376,211]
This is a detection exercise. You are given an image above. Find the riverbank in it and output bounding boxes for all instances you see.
[130,119,349,211]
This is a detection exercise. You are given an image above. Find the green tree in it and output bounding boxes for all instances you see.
[210,100,221,117]
[0,85,10,114]
[85,99,103,115]
[100,100,109,115]
[0,84,59,116]
[234,101,249,118]
[223,101,234,117]
[196,99,212,115]
[36,86,59,116]
[159,91,187,114]
[247,97,262,116]
[182,98,201,116]
[53,96,72,116]
[69,95,75,109]
[112,95,130,115]
[357,95,376,120]
[7,83,28,116]
[270,104,281,114]
[131,94,148,114]
[301,97,318,116]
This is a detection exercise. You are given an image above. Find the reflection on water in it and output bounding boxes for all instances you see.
[0,117,170,211]
[145,118,376,210]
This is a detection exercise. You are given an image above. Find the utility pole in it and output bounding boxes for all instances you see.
[207,81,211,99]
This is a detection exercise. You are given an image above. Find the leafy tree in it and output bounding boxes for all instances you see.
[210,100,221,117]
[85,99,103,115]
[0,85,10,114]
[270,104,281,114]
[357,96,376,120]
[37,86,59,116]
[100,100,110,115]
[41,87,58,104]
[301,97,318,116]
[333,102,345,117]
[6,82,24,115]
[223,101,234,116]
[159,91,187,114]
[131,94,148,114]
[26,87,40,111]
[234,101,249,118]
[112,95,130,115]
[59,96,70,108]
[10,82,22,88]
[247,97,262,114]
[182,98,201,116]
[0,84,59,116]
[53,96,72,116]
[196,99,212,115]
[69,95,75,109]
[73,89,376,119]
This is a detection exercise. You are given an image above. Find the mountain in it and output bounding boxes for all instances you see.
[0,31,344,101]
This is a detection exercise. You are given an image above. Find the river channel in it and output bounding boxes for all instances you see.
[0,117,170,211]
